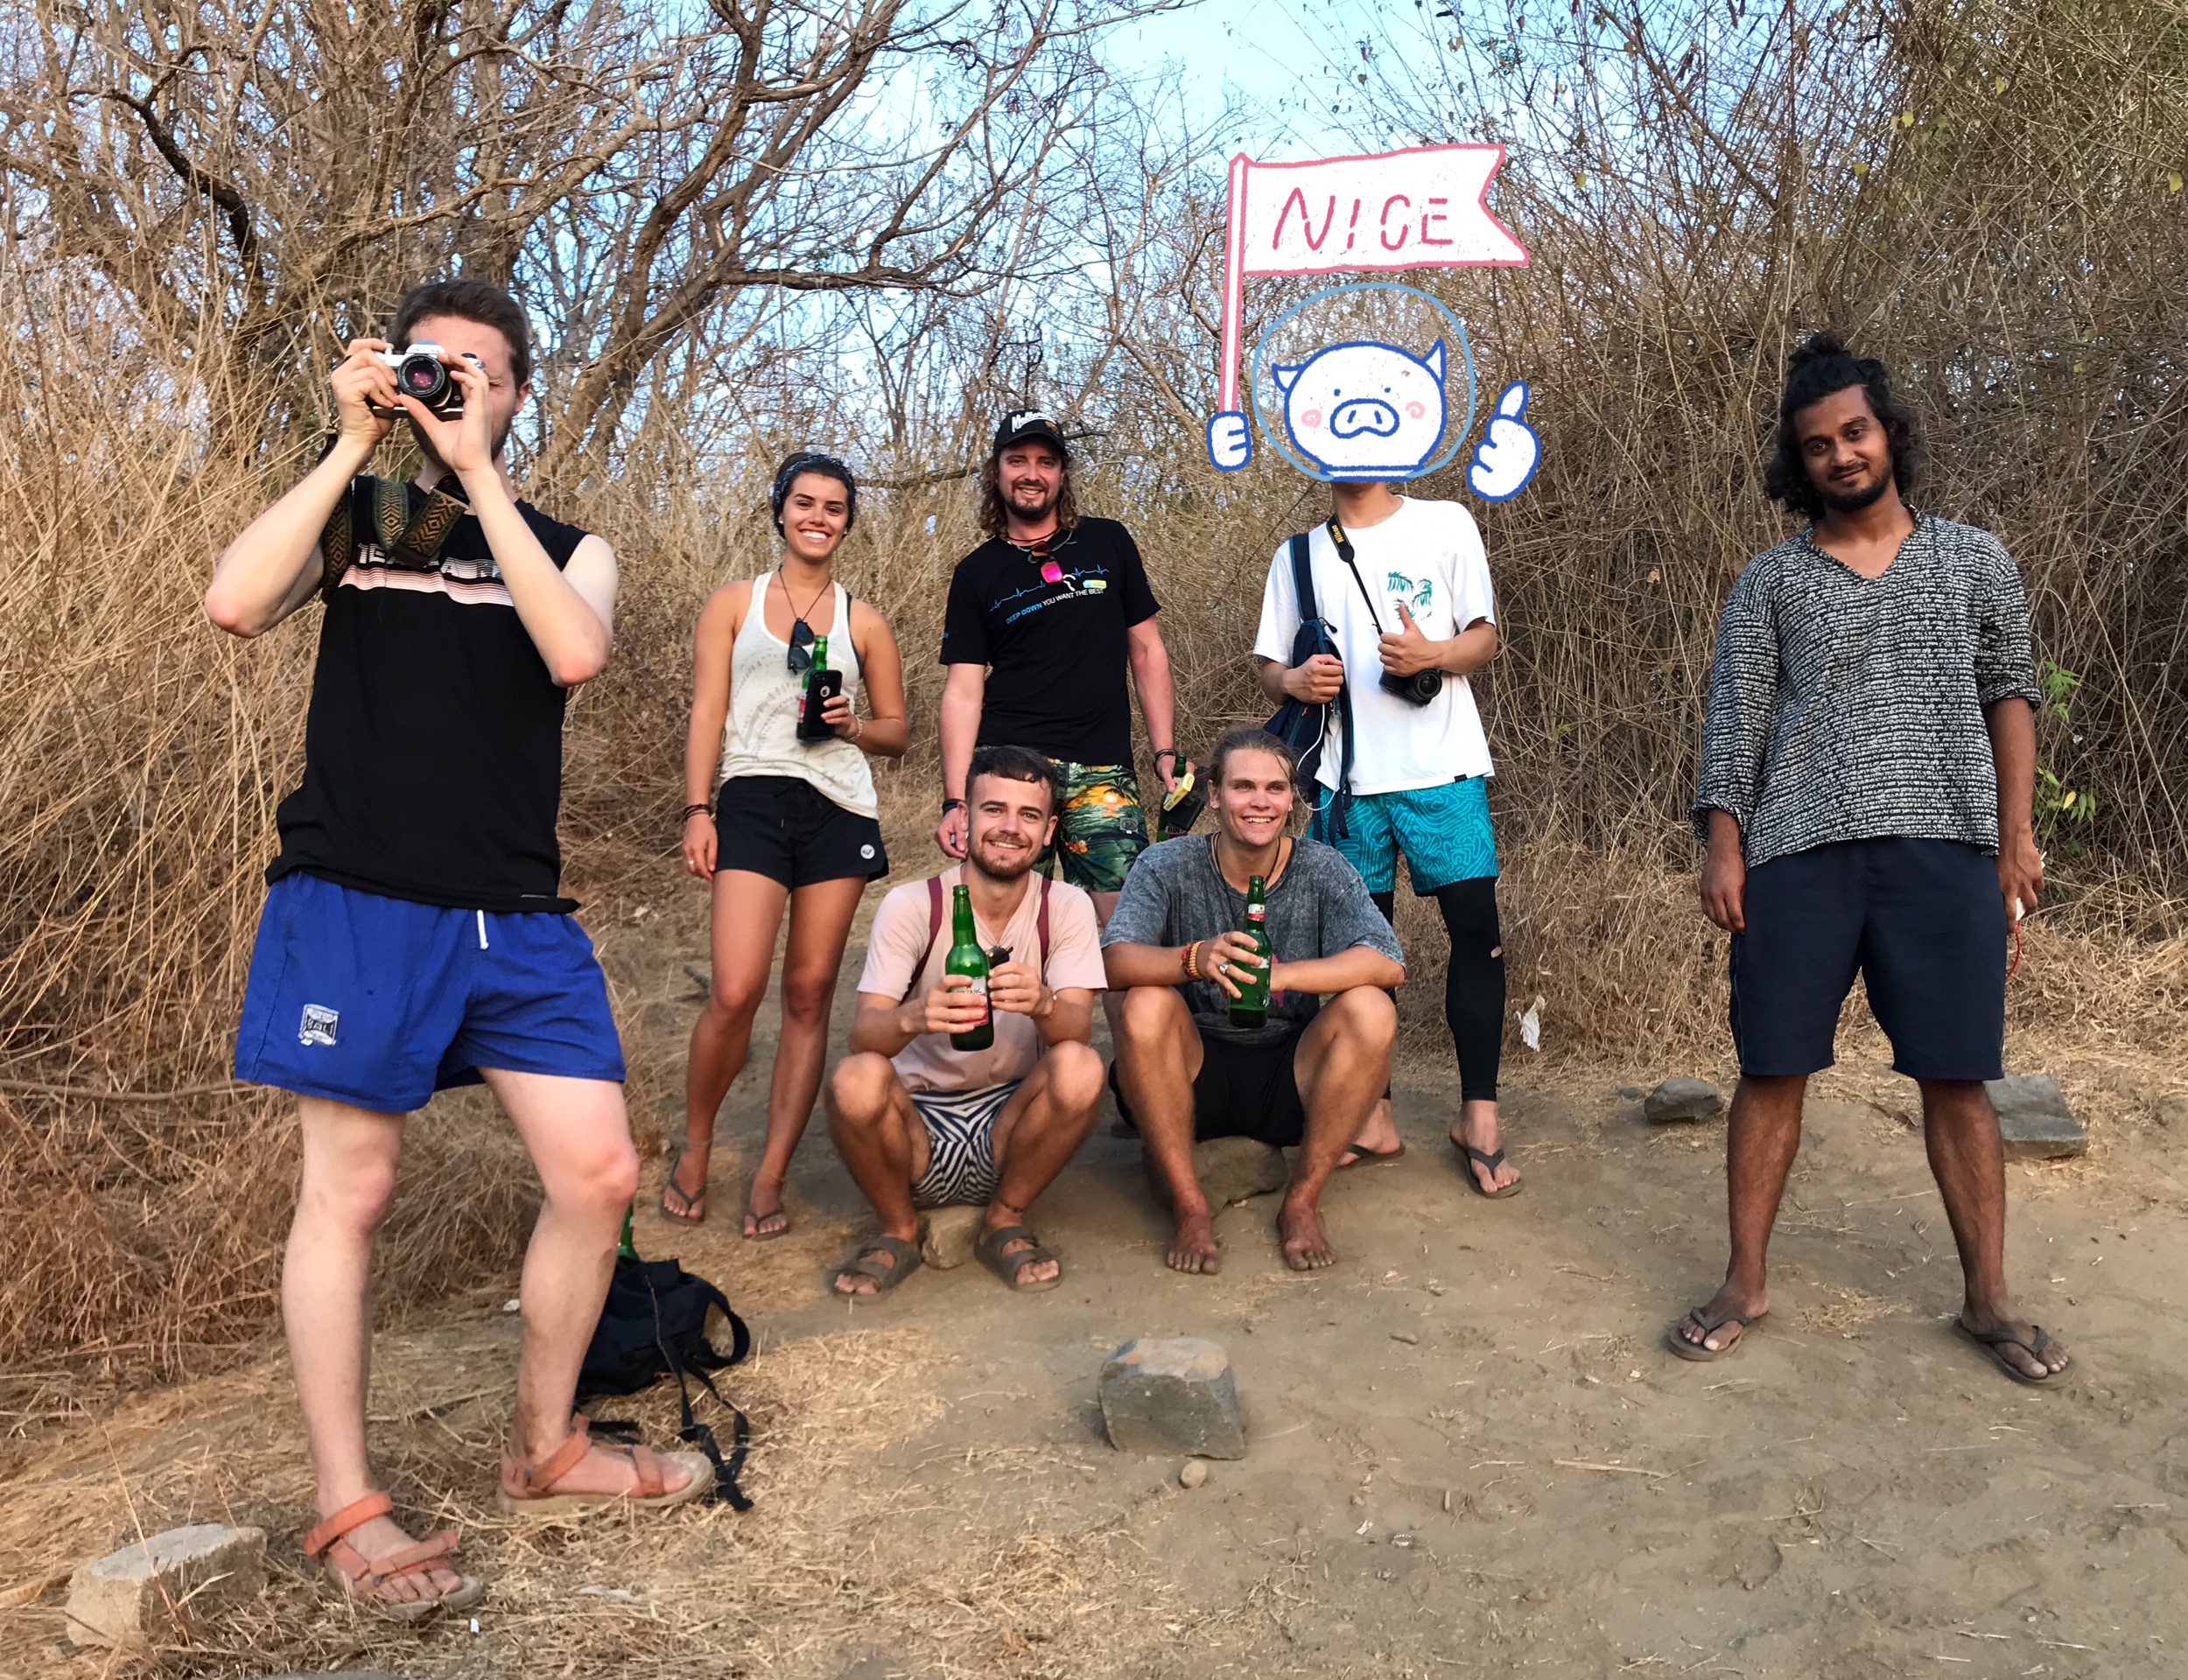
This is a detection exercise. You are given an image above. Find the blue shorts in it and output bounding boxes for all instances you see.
[1314,777,1498,895]
[1730,837,2007,1081]
[235,872,626,1114]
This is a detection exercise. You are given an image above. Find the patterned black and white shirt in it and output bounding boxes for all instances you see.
[1692,514,2040,867]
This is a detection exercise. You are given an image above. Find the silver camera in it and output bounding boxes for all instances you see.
[367,341,478,419]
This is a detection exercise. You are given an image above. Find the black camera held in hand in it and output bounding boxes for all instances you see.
[1378,666,1444,707]
[367,342,477,420]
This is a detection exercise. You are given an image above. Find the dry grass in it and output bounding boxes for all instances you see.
[0,1320,1177,1679]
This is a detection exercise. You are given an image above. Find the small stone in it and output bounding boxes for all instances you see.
[920,1205,984,1269]
[1391,1331,1419,1345]
[1099,1336,1246,1460]
[1178,1460,1210,1489]
[1144,1137,1288,1209]
[1616,1085,1645,1100]
[2154,1094,2188,1130]
[1988,1074,2087,1159]
[1645,1077,1724,1123]
[67,1524,266,1649]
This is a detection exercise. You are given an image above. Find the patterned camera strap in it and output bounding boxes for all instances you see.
[318,476,471,599]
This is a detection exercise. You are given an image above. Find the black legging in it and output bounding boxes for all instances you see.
[1371,877,1505,1102]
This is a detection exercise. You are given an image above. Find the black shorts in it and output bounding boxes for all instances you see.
[713,776,887,890]
[1730,837,2007,1081]
[1193,1023,1310,1148]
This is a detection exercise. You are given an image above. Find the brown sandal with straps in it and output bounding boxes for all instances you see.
[494,1413,714,1516]
[301,1492,485,1620]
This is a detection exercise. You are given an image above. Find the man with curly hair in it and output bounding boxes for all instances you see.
[936,410,1185,1042]
[1673,332,2070,1388]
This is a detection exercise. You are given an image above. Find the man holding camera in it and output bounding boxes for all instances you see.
[829,746,1109,1297]
[1253,479,1515,1195]
[207,278,699,1617]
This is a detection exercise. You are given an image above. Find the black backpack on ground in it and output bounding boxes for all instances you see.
[577,1253,754,1511]
[1262,530,1357,837]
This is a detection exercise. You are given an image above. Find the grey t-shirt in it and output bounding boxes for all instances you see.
[1102,835,1403,1046]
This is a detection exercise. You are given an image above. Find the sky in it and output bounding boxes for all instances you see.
[1097,0,1407,160]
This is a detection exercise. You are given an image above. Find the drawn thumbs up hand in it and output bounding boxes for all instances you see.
[1466,381,1540,501]
[1206,410,1252,472]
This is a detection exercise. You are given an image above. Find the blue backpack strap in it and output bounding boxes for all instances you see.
[1288,530,1316,621]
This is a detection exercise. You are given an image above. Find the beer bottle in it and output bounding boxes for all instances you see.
[945,882,993,1050]
[1228,873,1273,1028]
[796,632,843,742]
[616,1203,639,1259]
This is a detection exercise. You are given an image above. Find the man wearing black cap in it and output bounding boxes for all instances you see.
[937,411,1182,948]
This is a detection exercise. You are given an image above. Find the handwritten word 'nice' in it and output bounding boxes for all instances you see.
[1271,191,1463,257]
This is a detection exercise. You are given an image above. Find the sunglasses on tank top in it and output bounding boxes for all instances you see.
[778,569,829,673]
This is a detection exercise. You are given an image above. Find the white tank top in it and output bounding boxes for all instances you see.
[717,572,877,817]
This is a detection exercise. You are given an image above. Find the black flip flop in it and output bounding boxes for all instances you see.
[1666,1304,1766,1362]
[1337,1143,1406,1170]
[832,1236,922,1298]
[977,1223,1063,1293]
[1955,1320,2074,1388]
[659,1143,707,1224]
[1452,1139,1523,1198]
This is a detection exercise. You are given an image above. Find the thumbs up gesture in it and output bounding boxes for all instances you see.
[1467,381,1541,501]
[1378,599,1440,676]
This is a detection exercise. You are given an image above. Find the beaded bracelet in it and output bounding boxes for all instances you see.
[1180,940,1202,981]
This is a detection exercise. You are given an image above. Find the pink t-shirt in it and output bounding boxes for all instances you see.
[855,866,1108,1093]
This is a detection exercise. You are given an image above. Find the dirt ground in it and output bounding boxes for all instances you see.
[4,872,2185,1679]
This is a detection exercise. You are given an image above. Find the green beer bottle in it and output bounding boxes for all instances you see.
[796,633,842,742]
[1228,873,1273,1028]
[945,882,993,1051]
[616,1203,639,1259]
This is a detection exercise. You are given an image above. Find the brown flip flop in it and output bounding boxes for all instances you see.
[1666,1305,1766,1362]
[660,1142,707,1225]
[1453,1139,1523,1198]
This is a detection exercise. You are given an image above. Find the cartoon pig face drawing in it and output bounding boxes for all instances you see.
[1273,339,1448,480]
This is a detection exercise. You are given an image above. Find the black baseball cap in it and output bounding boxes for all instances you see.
[992,408,1069,460]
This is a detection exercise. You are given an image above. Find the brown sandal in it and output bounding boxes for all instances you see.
[301,1491,485,1620]
[495,1413,714,1515]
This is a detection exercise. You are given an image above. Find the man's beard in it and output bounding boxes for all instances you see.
[1817,464,1892,513]
[1005,480,1058,520]
[969,839,1039,884]
[415,416,513,472]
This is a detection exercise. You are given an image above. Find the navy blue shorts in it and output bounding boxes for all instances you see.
[235,872,626,1114]
[1729,837,2008,1082]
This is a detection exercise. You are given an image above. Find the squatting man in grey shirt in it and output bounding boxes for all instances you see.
[1103,727,1405,1276]
[1674,332,2069,1386]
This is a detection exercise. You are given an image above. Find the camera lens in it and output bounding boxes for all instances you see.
[397,354,446,399]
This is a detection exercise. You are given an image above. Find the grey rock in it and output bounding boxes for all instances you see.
[1616,1085,1646,1100]
[1100,1336,1246,1460]
[68,1523,266,1649]
[2154,1093,2188,1130]
[1144,1136,1288,1209]
[920,1205,984,1270]
[1987,1073,2087,1159]
[1645,1077,1724,1124]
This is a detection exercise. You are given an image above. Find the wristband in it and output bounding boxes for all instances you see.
[682,802,711,822]
[1152,747,1179,765]
[942,797,966,814]
[1180,940,1201,981]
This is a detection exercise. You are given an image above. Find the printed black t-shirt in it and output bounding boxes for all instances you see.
[937,516,1161,764]
[267,476,591,913]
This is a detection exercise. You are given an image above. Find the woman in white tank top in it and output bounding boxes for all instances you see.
[670,453,908,1235]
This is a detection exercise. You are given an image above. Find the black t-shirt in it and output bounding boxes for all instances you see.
[267,477,591,913]
[937,516,1161,764]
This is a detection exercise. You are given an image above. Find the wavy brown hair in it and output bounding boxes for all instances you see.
[977,446,1080,538]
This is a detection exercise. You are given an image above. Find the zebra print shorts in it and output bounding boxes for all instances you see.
[909,1081,1020,1208]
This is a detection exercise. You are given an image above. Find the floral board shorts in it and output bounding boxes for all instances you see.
[1036,760,1148,895]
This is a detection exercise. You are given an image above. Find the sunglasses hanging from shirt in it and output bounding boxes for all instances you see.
[779,569,830,675]
[1326,518,1444,707]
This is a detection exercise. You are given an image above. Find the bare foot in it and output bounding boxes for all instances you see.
[1167,1205,1222,1274]
[1673,1282,1768,1354]
[662,1138,709,1222]
[1278,1195,1336,1270]
[1959,1303,2072,1382]
[1450,1099,1519,1194]
[742,1168,789,1239]
[320,1511,466,1604]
